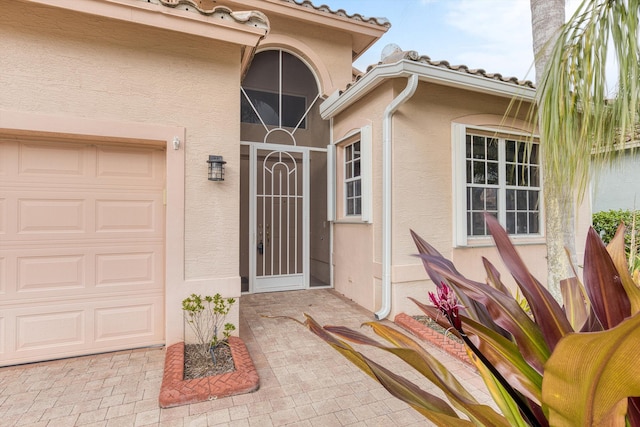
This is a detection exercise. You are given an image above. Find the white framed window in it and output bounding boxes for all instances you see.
[344,140,362,216]
[328,126,372,223]
[453,124,542,246]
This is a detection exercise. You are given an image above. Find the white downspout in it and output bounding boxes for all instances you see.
[375,74,419,320]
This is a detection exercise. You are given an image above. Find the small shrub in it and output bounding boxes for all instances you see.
[182,293,236,364]
[593,209,640,274]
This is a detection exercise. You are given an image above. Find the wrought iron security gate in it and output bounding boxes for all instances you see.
[250,144,309,292]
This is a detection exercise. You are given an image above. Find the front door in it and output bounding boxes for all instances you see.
[250,144,309,292]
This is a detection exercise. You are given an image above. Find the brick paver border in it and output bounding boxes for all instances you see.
[158,336,260,408]
[394,313,471,365]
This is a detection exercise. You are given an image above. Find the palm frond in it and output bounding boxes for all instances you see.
[535,0,640,199]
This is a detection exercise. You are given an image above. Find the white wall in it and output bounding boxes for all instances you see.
[592,150,640,212]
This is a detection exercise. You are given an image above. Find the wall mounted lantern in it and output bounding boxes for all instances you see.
[207,155,226,181]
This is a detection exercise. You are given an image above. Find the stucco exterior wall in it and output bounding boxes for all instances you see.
[331,83,394,312]
[0,1,244,344]
[330,76,556,317]
[391,80,547,316]
[333,224,376,310]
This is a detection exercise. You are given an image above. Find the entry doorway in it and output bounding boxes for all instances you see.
[251,144,306,292]
[240,143,329,293]
[238,49,331,293]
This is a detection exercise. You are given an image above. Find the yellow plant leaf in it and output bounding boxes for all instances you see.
[607,224,640,315]
[542,313,640,426]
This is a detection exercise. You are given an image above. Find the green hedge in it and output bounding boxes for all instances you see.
[592,209,639,244]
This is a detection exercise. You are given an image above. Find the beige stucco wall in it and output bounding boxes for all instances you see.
[0,1,244,344]
[391,80,548,316]
[333,223,376,310]
[331,83,394,312]
[331,76,561,317]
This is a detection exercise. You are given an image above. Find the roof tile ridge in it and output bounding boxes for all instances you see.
[280,0,391,27]
[353,48,535,89]
[157,0,269,29]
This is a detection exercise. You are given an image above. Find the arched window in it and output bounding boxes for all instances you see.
[240,50,325,147]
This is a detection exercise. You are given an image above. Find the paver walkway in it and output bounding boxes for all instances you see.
[0,289,493,426]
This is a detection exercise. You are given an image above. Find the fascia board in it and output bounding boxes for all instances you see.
[320,62,407,119]
[22,0,268,45]
[403,61,536,101]
[320,60,536,119]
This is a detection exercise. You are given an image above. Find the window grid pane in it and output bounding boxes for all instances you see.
[344,140,362,216]
[504,139,540,235]
[466,133,540,237]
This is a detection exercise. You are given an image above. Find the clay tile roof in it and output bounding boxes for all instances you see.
[156,0,269,29]
[281,0,391,28]
[349,50,535,91]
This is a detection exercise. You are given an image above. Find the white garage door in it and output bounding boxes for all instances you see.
[0,137,165,366]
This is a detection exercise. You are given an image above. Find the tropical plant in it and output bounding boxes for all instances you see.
[182,293,236,363]
[530,0,640,299]
[300,215,640,426]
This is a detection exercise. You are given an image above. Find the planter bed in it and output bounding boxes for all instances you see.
[394,313,471,365]
[159,336,259,408]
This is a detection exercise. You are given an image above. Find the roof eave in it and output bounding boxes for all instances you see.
[21,0,269,46]
[320,60,536,119]
[222,0,389,59]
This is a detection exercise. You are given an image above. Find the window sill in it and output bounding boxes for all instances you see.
[334,217,370,225]
[458,234,546,248]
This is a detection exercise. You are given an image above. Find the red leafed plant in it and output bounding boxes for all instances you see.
[300,214,640,426]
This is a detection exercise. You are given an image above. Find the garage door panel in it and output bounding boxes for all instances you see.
[1,295,164,366]
[17,310,86,351]
[3,191,162,241]
[6,140,164,187]
[5,244,163,299]
[0,198,6,234]
[95,248,162,290]
[95,199,158,233]
[18,254,85,292]
[0,317,5,354]
[18,198,85,234]
[95,301,160,342]
[0,138,165,366]
[18,142,86,178]
[0,140,12,176]
[0,256,5,294]
[1,292,165,367]
[97,147,158,180]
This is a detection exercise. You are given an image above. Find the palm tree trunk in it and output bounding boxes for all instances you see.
[530,0,574,300]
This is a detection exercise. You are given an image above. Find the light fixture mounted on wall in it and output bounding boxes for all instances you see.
[207,155,226,181]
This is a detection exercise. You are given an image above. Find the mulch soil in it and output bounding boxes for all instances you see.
[183,343,235,380]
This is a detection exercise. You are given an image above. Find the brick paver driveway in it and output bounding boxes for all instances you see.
[0,289,492,426]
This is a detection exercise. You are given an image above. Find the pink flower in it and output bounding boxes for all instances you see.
[428,283,464,330]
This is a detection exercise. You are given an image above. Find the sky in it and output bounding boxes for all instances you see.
[321,0,580,83]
